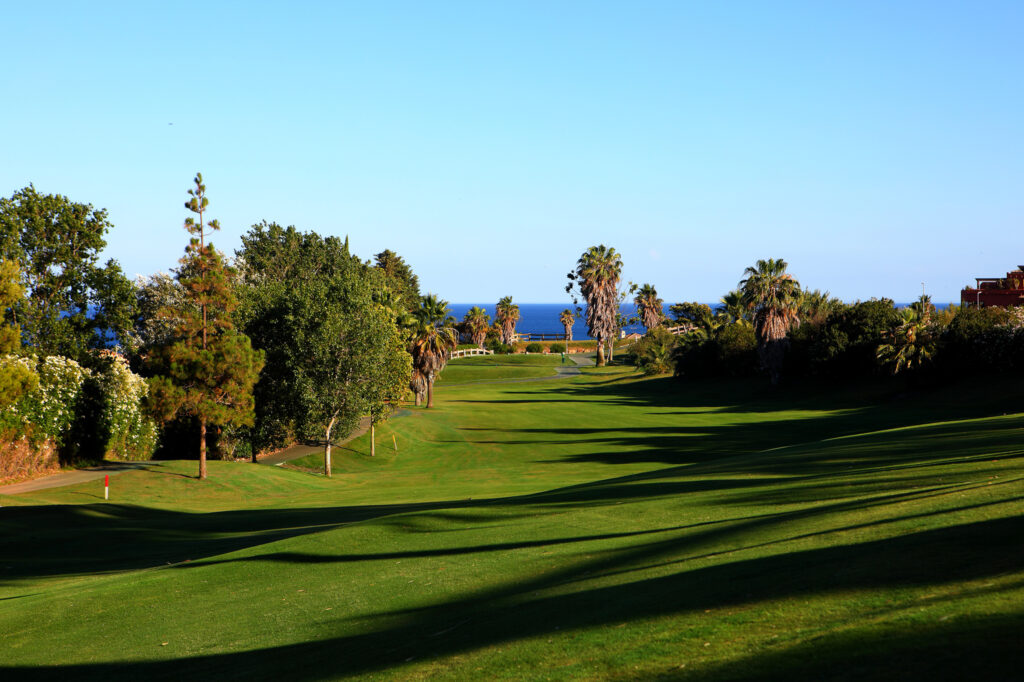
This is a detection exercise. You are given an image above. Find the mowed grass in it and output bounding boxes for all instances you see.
[436,353,564,384]
[1,359,1023,681]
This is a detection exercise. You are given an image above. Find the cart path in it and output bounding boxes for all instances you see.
[0,461,155,496]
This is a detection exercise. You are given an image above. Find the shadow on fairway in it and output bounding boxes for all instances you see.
[5,374,1024,679]
[4,513,1023,681]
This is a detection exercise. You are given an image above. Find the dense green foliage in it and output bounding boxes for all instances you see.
[373,249,420,311]
[0,186,136,360]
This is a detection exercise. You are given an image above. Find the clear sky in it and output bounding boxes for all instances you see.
[2,1,1022,304]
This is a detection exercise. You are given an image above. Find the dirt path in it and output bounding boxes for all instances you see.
[0,461,155,497]
[259,415,372,466]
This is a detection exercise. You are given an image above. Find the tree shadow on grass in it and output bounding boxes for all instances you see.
[5,411,1023,585]
[4,513,1023,681]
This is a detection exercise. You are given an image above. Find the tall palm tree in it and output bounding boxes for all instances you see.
[463,306,491,348]
[495,296,520,345]
[408,294,457,408]
[559,308,575,343]
[572,245,622,367]
[739,258,801,385]
[634,283,664,331]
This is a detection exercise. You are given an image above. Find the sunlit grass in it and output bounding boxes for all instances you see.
[1,367,1022,680]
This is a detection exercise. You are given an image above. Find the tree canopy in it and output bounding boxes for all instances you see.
[0,185,137,360]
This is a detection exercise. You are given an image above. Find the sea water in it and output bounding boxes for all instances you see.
[447,303,674,341]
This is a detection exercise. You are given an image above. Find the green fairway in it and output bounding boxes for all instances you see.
[2,362,1023,680]
[437,353,564,384]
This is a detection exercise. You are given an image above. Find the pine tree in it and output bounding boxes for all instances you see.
[147,174,264,479]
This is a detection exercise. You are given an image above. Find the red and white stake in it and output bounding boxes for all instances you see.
[104,474,109,500]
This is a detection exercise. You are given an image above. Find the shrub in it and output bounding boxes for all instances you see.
[807,299,901,377]
[14,355,89,447]
[0,353,158,466]
[940,305,1021,374]
[486,340,514,354]
[633,328,676,375]
[93,354,159,461]
[525,342,544,353]
[548,343,565,353]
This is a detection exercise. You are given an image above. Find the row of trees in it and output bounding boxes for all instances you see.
[628,257,1021,387]
[1,177,431,480]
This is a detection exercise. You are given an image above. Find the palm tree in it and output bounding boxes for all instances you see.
[463,306,490,348]
[572,245,622,367]
[408,294,458,408]
[559,308,575,343]
[408,367,427,407]
[739,258,801,385]
[877,314,936,375]
[495,296,520,345]
[719,289,748,323]
[634,283,664,331]
[799,289,842,327]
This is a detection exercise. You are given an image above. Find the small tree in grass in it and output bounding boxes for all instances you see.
[147,174,264,479]
[294,278,410,475]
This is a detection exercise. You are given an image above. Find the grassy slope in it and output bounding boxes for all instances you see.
[1,361,1023,680]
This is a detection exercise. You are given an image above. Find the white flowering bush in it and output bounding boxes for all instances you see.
[0,353,158,464]
[8,355,89,446]
[94,354,158,460]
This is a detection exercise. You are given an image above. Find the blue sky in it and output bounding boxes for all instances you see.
[3,1,1022,303]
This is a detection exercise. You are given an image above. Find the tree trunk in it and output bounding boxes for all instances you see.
[199,419,207,480]
[427,374,435,408]
[596,335,606,367]
[608,339,614,362]
[324,415,336,478]
[371,422,376,457]
[414,390,422,406]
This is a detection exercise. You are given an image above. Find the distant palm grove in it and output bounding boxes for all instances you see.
[0,178,1019,483]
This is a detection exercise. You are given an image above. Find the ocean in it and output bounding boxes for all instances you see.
[448,301,952,341]
[448,303,672,341]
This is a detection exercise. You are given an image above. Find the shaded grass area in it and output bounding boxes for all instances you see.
[1,369,1023,680]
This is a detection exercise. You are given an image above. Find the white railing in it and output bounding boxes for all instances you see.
[449,348,495,359]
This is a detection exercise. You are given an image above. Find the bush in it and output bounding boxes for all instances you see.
[14,355,89,447]
[548,343,565,353]
[673,322,757,380]
[633,328,676,375]
[93,354,159,461]
[486,340,514,354]
[939,305,1021,374]
[0,352,158,467]
[713,323,758,376]
[807,299,902,377]
[525,342,544,353]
